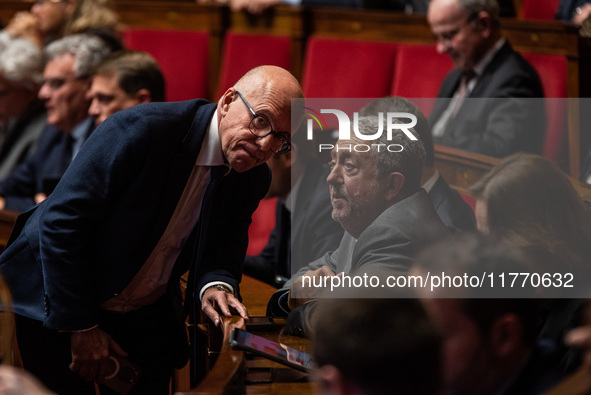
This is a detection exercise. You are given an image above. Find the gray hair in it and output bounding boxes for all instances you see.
[0,32,44,90]
[457,0,500,22]
[352,115,426,197]
[45,34,111,78]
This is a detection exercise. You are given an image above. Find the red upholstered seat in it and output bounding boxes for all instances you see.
[247,198,277,256]
[302,36,398,98]
[121,29,210,102]
[521,0,560,20]
[216,32,291,99]
[521,52,568,167]
[390,43,454,117]
[459,192,476,213]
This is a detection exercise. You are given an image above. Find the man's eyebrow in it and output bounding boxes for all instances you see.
[257,108,275,123]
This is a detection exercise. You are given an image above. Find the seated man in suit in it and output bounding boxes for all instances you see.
[0,34,110,212]
[0,65,303,395]
[0,32,47,181]
[266,115,450,329]
[243,127,343,287]
[311,295,441,395]
[414,232,564,395]
[360,97,476,232]
[427,0,545,158]
[87,49,166,127]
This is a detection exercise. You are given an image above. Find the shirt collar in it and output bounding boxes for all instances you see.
[473,37,506,77]
[421,170,440,193]
[71,117,94,141]
[196,109,229,172]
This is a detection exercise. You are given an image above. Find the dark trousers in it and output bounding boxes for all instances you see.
[16,297,188,395]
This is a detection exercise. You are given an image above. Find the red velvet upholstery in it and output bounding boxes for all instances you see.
[302,36,398,98]
[521,0,560,20]
[521,52,568,166]
[122,29,210,102]
[460,192,476,213]
[390,43,454,117]
[216,32,291,99]
[247,198,277,256]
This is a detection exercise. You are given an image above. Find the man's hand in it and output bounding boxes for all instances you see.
[34,193,48,205]
[69,327,127,383]
[288,265,336,310]
[201,287,248,327]
[573,3,591,25]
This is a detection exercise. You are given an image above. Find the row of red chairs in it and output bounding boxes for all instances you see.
[120,29,568,255]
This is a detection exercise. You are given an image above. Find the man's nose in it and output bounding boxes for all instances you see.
[88,100,99,117]
[38,83,51,101]
[255,133,274,152]
[436,40,449,54]
[326,165,342,185]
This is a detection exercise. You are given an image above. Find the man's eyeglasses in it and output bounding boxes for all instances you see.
[236,91,291,155]
[41,77,82,91]
[433,14,477,47]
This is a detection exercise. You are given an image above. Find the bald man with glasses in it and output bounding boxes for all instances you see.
[0,65,304,395]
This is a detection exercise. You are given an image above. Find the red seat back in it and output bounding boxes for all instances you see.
[521,52,568,167]
[521,0,560,20]
[302,37,398,98]
[247,198,277,256]
[390,43,454,117]
[122,29,210,102]
[216,32,291,99]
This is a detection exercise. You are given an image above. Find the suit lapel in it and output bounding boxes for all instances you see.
[469,41,512,97]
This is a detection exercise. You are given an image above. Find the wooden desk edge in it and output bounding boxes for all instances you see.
[178,316,246,395]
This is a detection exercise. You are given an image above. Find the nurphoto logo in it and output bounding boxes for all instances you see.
[304,107,418,152]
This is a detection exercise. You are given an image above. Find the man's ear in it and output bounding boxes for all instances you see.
[134,89,152,104]
[64,0,77,15]
[315,365,352,395]
[475,11,493,38]
[490,313,523,358]
[218,87,236,117]
[280,151,292,168]
[384,172,405,202]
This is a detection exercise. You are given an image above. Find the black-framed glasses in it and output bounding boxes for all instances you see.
[236,91,291,154]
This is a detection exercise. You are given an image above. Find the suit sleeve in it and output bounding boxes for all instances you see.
[38,111,155,330]
[266,245,341,317]
[195,166,271,299]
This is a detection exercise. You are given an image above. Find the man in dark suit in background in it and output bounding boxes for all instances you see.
[360,97,476,232]
[0,34,110,212]
[428,0,545,158]
[243,127,343,287]
[0,65,304,394]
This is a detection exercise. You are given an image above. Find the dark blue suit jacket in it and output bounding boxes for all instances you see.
[0,100,269,370]
[0,119,94,212]
[430,41,545,157]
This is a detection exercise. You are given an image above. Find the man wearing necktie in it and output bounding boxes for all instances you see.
[0,65,304,395]
[428,0,545,158]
